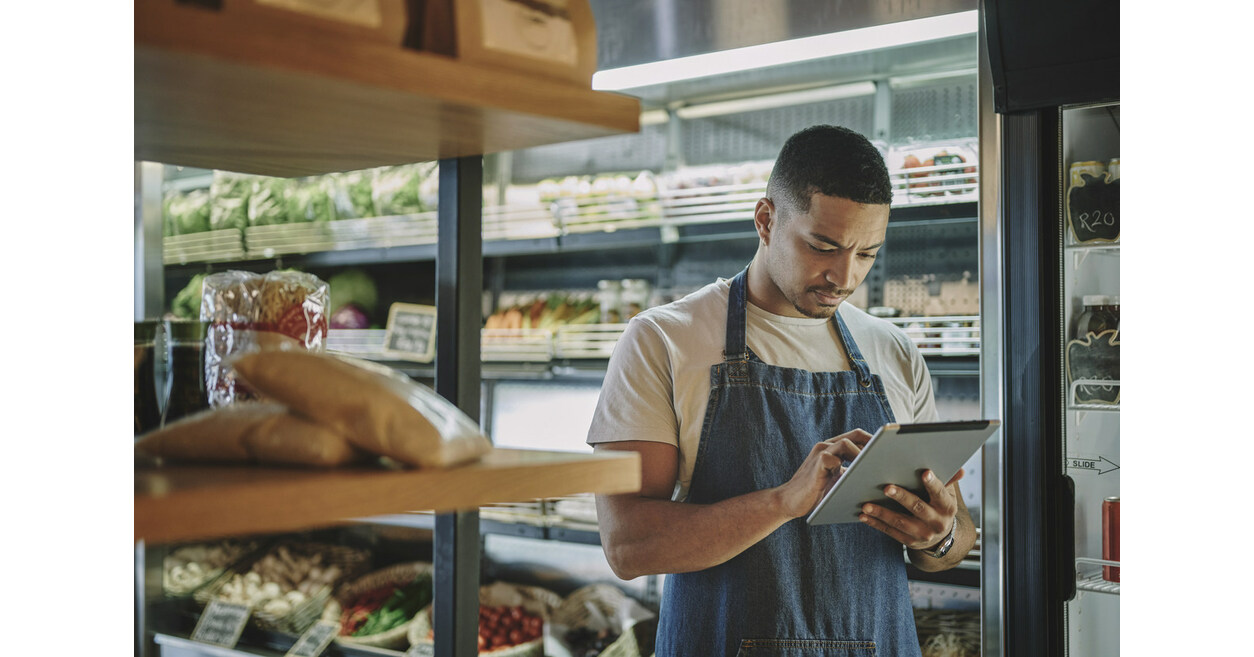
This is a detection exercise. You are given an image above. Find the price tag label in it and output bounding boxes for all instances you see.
[286,620,341,657]
[1067,174,1119,243]
[406,643,436,657]
[191,600,251,648]
[383,302,438,363]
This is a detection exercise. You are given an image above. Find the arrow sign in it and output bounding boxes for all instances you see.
[1068,455,1119,475]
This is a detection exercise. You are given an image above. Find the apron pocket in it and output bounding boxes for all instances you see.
[735,638,876,656]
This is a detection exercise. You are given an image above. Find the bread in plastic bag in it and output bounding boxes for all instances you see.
[231,350,492,468]
[202,271,264,406]
[135,402,365,467]
[202,270,330,407]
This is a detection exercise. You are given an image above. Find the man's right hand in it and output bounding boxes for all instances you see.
[773,429,873,518]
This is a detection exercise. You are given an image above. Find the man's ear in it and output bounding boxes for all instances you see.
[753,198,775,244]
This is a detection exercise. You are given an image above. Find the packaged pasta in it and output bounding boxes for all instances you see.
[202,270,329,407]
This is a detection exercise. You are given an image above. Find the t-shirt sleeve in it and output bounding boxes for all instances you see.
[586,316,680,447]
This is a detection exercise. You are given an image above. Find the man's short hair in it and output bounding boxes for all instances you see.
[766,125,892,214]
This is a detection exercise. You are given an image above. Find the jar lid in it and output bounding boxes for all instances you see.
[164,319,207,341]
[1082,295,1115,306]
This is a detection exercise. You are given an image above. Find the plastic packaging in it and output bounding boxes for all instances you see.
[372,163,436,216]
[209,170,253,231]
[329,169,379,219]
[201,270,330,407]
[231,350,492,468]
[284,178,338,223]
[247,177,292,226]
[135,402,364,467]
[164,189,212,236]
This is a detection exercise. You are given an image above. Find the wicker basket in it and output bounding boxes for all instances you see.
[162,539,262,599]
[407,582,562,655]
[196,541,370,634]
[323,561,433,650]
[914,609,979,657]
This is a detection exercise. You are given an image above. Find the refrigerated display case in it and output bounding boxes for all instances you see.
[1061,103,1120,656]
[979,1,1119,654]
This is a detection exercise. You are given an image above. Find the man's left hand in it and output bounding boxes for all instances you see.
[858,468,964,550]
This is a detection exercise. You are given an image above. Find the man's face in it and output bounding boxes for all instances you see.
[754,193,890,319]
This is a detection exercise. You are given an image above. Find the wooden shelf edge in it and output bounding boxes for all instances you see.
[135,448,640,545]
[135,0,641,176]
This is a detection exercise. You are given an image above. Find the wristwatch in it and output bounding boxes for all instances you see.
[921,517,957,558]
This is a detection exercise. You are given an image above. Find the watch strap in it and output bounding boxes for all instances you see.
[922,517,957,558]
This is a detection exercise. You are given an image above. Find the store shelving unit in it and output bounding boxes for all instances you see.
[134,1,644,655]
[135,449,641,545]
[134,1,638,177]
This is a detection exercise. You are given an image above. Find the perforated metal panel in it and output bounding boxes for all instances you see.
[681,96,876,166]
[890,78,979,143]
[510,123,670,184]
[883,219,979,279]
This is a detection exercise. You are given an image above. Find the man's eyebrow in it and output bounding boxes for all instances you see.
[809,233,884,250]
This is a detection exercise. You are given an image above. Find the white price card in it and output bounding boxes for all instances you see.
[286,620,341,657]
[191,600,251,648]
[406,643,436,657]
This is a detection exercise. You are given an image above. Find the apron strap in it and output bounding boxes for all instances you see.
[728,264,877,387]
[831,309,875,387]
[724,267,751,361]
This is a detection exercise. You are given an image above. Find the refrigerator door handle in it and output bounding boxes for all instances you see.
[1056,474,1077,602]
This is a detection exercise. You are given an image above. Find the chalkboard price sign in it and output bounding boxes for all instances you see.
[286,620,341,657]
[1066,330,1120,405]
[1067,173,1119,243]
[191,600,251,648]
[384,303,438,362]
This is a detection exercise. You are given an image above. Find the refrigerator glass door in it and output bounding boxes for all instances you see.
[1061,102,1120,656]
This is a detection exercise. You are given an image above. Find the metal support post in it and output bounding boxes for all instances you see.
[434,156,484,657]
[136,162,165,320]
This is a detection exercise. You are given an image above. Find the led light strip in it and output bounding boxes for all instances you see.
[593,10,979,91]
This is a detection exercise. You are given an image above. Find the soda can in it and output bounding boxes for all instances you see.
[1107,157,1120,181]
[1102,496,1120,582]
[1070,161,1107,189]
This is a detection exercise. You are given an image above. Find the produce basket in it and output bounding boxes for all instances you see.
[550,584,657,657]
[914,609,979,657]
[322,561,434,650]
[196,541,370,635]
[162,538,262,599]
[408,581,562,655]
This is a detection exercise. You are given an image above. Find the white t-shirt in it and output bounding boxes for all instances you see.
[586,277,939,501]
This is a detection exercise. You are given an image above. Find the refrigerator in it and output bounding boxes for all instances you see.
[978,1,1119,655]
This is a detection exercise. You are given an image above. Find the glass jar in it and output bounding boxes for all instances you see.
[1074,295,1120,341]
[1073,295,1120,404]
[162,320,209,426]
[135,321,163,435]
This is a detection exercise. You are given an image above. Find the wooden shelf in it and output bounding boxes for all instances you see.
[135,448,640,545]
[135,0,640,177]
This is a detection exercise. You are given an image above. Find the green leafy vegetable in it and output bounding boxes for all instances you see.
[285,178,337,223]
[328,269,378,314]
[247,177,291,226]
[209,171,251,232]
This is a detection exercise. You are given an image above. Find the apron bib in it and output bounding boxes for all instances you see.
[656,268,921,657]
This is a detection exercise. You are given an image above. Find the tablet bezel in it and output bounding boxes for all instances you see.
[804,419,1000,526]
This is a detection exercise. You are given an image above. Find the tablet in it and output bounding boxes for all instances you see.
[805,420,1000,526]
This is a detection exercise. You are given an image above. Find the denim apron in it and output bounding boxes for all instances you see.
[655,269,920,657]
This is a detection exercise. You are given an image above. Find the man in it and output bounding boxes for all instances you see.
[587,125,975,656]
